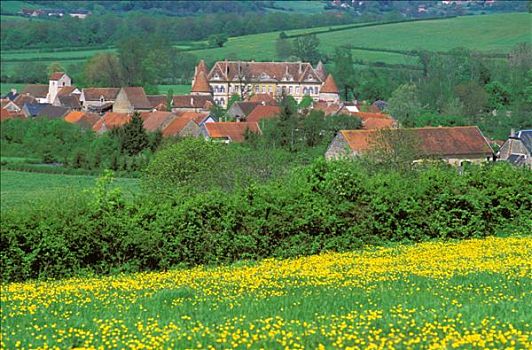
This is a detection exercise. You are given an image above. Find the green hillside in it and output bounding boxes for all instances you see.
[1,13,529,75]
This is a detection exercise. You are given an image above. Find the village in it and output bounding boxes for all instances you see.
[1,59,529,167]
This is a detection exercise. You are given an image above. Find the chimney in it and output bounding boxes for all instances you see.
[190,97,194,106]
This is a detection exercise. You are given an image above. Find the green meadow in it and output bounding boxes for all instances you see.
[0,170,139,211]
[1,13,529,75]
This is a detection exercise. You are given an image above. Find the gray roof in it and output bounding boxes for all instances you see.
[21,84,49,99]
[23,103,49,117]
[58,95,81,109]
[516,130,532,154]
[36,105,70,119]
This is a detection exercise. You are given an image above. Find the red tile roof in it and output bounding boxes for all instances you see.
[21,84,48,99]
[1,109,25,122]
[141,111,176,132]
[191,71,212,93]
[64,110,85,123]
[196,60,208,75]
[248,93,277,105]
[208,61,322,83]
[147,95,167,110]
[161,112,198,137]
[340,126,493,156]
[313,101,343,116]
[172,95,213,109]
[321,74,339,94]
[362,118,395,130]
[180,111,211,125]
[49,72,66,80]
[204,122,261,142]
[57,86,79,96]
[246,105,281,123]
[354,112,392,121]
[121,87,152,109]
[82,88,120,101]
[92,112,131,132]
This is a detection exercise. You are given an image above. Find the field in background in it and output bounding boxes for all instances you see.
[1,13,529,76]
[0,170,139,211]
[2,236,530,348]
[157,84,191,95]
[0,83,25,95]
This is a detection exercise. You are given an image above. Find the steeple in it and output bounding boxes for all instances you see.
[315,61,326,80]
[191,71,212,96]
[319,74,340,103]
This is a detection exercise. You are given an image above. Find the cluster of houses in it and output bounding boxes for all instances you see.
[1,59,530,167]
[21,8,91,19]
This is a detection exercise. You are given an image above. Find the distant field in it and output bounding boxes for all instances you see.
[157,84,191,95]
[1,13,529,75]
[0,171,139,211]
[0,0,37,14]
[0,83,26,96]
[267,1,327,14]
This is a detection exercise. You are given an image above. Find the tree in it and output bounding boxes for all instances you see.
[485,81,511,110]
[118,38,154,87]
[302,110,326,147]
[292,34,321,64]
[208,33,228,48]
[298,95,313,109]
[166,89,174,112]
[454,81,488,116]
[386,83,422,127]
[84,53,123,87]
[47,62,65,76]
[112,112,149,156]
[333,47,355,101]
[276,38,292,60]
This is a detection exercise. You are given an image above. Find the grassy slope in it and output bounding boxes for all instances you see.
[0,83,26,95]
[0,13,528,76]
[157,84,191,95]
[1,236,530,348]
[0,170,139,211]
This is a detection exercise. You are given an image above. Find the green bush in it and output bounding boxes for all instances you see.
[1,161,530,282]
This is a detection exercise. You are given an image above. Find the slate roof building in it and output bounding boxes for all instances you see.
[196,60,338,107]
[498,129,532,167]
[325,126,494,165]
[22,103,50,118]
[36,105,70,119]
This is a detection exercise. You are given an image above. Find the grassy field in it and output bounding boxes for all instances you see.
[1,236,530,348]
[157,84,191,95]
[0,170,139,211]
[0,83,26,96]
[1,13,529,76]
[267,1,327,14]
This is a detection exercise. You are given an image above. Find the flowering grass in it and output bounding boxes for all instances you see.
[1,236,530,349]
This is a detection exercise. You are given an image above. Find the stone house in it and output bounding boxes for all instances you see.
[497,129,532,167]
[47,72,72,104]
[325,126,494,165]
[79,88,120,112]
[226,101,262,120]
[171,95,213,113]
[196,60,337,108]
[112,87,152,113]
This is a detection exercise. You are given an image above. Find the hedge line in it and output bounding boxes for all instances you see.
[1,160,530,282]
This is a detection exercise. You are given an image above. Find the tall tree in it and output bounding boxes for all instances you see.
[276,38,292,60]
[292,34,321,64]
[386,83,422,127]
[112,112,149,156]
[84,53,123,87]
[333,47,355,101]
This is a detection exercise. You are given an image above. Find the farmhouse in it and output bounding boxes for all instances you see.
[497,129,532,167]
[112,87,152,113]
[201,122,261,143]
[79,88,120,112]
[325,126,494,165]
[195,60,339,107]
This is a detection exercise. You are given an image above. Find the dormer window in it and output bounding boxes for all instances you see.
[100,96,104,103]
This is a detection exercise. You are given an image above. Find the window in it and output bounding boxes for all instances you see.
[262,86,265,93]
[215,99,220,105]
[296,86,300,94]
[255,85,259,93]
[220,98,225,106]
[220,86,225,93]
[303,87,308,95]
[100,96,104,103]
[269,86,273,93]
[289,86,293,94]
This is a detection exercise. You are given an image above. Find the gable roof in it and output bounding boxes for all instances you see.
[92,112,131,133]
[204,122,261,142]
[196,59,208,75]
[515,130,532,154]
[313,101,344,116]
[141,111,176,132]
[339,126,493,156]
[1,109,25,122]
[208,61,323,83]
[248,93,277,105]
[36,105,70,119]
[3,91,19,101]
[21,84,49,99]
[57,86,80,96]
[321,74,339,94]
[13,94,38,109]
[76,113,100,129]
[246,105,281,123]
[191,71,211,93]
[64,110,85,123]
[24,103,49,117]
[57,95,81,109]
[147,95,168,110]
[81,88,120,101]
[50,72,66,80]
[232,101,262,116]
[362,117,395,130]
[162,113,198,137]
[121,87,152,109]
[172,95,213,109]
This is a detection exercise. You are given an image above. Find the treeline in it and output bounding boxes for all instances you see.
[1,10,353,49]
[330,43,532,139]
[2,139,530,282]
